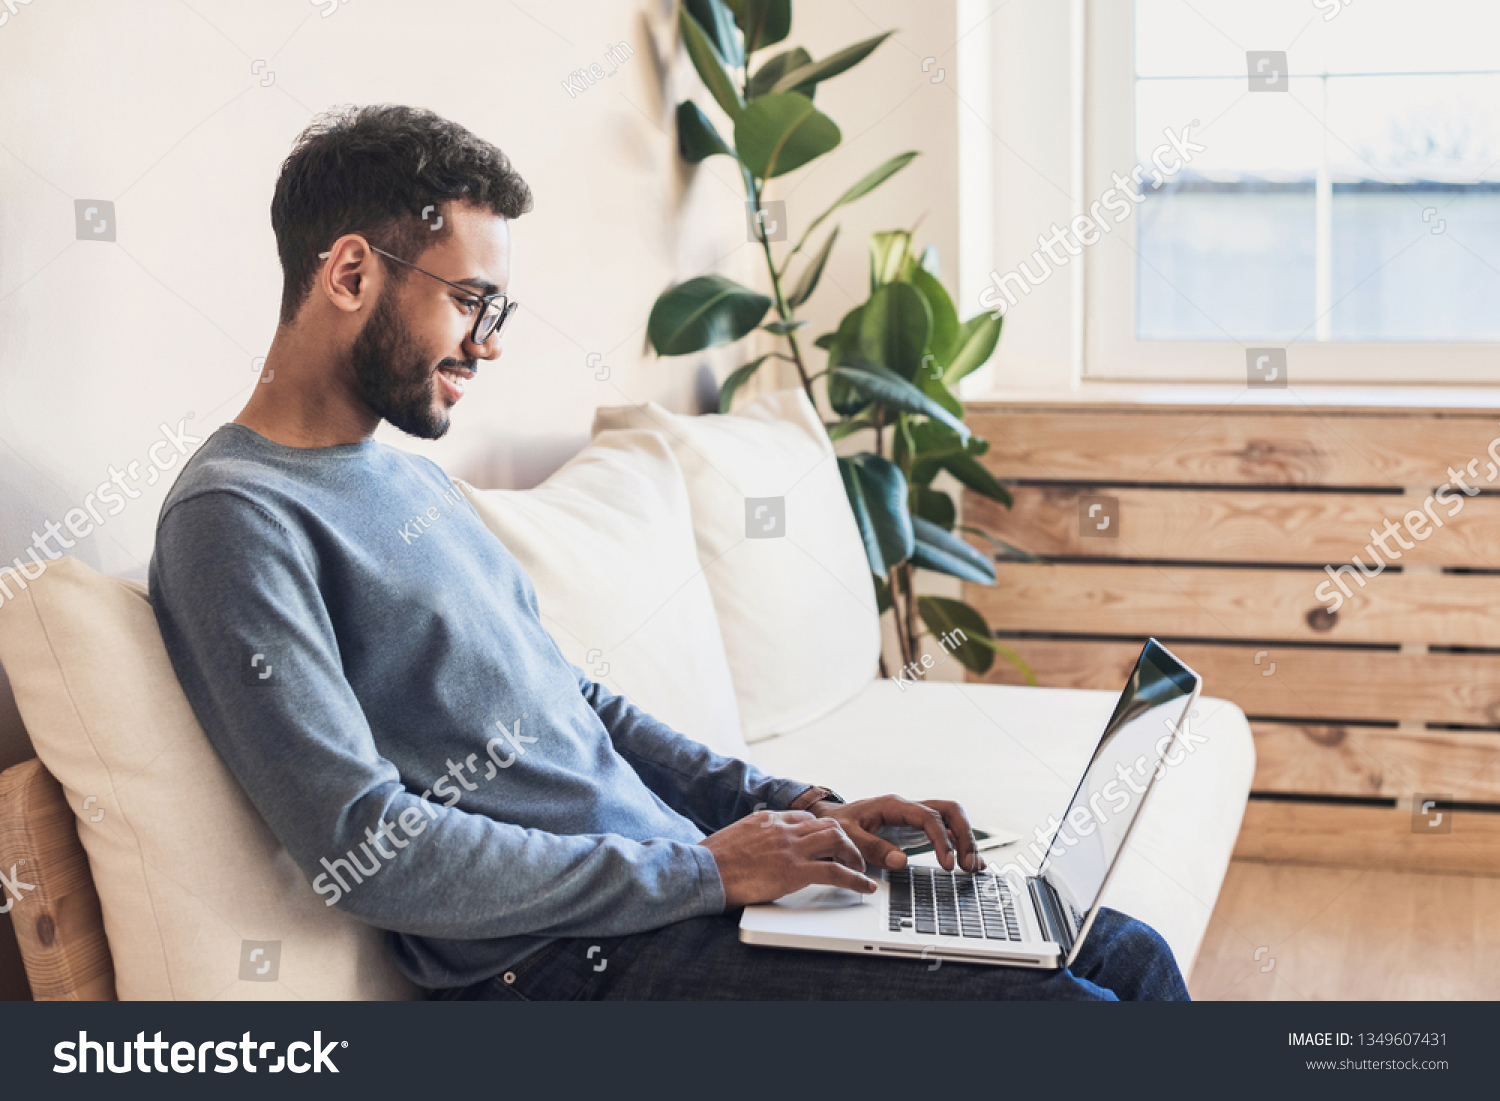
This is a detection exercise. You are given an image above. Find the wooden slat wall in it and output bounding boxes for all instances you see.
[963,402,1500,874]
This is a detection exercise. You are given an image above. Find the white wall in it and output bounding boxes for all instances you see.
[0,0,970,745]
[0,0,765,585]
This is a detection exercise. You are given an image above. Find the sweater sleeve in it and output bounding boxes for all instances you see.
[149,490,726,939]
[573,666,810,832]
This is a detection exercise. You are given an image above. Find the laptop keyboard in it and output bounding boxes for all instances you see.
[886,866,1022,941]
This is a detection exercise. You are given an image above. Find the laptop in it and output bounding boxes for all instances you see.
[739,639,1202,970]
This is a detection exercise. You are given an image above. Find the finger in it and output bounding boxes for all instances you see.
[844,823,907,870]
[928,801,983,872]
[889,800,956,870]
[800,821,866,871]
[800,859,878,895]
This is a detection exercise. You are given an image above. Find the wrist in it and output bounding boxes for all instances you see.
[787,785,845,814]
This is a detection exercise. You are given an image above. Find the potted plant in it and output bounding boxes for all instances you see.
[648,0,1034,682]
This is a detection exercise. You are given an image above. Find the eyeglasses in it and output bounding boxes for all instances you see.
[317,245,517,344]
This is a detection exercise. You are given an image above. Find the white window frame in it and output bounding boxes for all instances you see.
[1081,0,1500,383]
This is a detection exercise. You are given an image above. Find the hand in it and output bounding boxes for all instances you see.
[700,809,877,907]
[810,795,983,874]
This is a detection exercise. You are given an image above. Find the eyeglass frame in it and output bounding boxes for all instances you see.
[316,243,517,344]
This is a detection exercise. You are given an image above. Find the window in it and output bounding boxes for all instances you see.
[1084,0,1500,381]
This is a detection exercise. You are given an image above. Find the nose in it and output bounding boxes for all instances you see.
[467,330,503,362]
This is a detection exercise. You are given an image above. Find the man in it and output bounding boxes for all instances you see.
[149,105,1187,1001]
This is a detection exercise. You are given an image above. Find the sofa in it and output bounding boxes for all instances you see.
[0,389,1255,999]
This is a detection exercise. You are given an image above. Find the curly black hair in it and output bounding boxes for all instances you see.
[270,104,534,325]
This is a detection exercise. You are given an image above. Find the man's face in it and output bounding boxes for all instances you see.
[350,205,510,440]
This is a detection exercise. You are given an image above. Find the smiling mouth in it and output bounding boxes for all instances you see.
[436,363,475,400]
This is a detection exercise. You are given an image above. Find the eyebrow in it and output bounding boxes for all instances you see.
[453,276,502,296]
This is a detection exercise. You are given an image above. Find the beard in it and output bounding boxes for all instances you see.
[349,289,470,441]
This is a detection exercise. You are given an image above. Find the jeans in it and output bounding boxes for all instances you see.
[429,906,1189,1001]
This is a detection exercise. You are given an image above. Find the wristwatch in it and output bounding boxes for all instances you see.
[787,785,846,812]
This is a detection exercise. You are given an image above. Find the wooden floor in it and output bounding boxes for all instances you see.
[1189,859,1500,1000]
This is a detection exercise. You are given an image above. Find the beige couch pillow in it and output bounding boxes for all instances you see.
[592,390,880,742]
[465,429,747,758]
[0,558,420,1000]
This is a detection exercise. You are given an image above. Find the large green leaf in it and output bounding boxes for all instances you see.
[680,4,744,120]
[717,354,772,413]
[825,416,873,442]
[869,230,912,288]
[911,484,955,529]
[734,92,841,179]
[959,525,1038,562]
[916,595,995,675]
[909,260,959,365]
[731,0,791,56]
[676,100,733,162]
[790,151,919,259]
[685,0,744,68]
[766,31,893,94]
[829,362,969,440]
[787,225,838,308]
[748,46,812,98]
[915,596,1036,683]
[648,275,771,355]
[919,370,963,419]
[912,447,1013,506]
[856,281,930,379]
[838,453,914,574]
[943,313,1004,385]
[823,307,868,415]
[910,516,995,584]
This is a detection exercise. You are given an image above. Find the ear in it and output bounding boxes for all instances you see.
[317,235,380,316]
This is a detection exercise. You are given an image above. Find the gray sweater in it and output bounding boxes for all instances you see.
[148,423,811,989]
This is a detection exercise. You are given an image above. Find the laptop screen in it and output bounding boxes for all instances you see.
[1036,640,1200,934]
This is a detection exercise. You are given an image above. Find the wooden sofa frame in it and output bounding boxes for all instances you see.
[0,757,115,999]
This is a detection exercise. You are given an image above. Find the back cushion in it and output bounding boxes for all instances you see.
[464,430,747,758]
[593,390,880,742]
[0,558,420,1000]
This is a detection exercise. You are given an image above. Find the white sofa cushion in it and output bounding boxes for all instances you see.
[592,390,880,743]
[0,558,420,1000]
[464,429,747,758]
[747,680,1256,975]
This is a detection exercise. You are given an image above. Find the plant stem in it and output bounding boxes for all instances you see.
[748,175,816,409]
[902,560,918,666]
[887,566,912,670]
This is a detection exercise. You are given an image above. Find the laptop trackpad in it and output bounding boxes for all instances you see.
[771,884,869,909]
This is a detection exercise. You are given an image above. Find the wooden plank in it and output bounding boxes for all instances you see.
[970,638,1500,727]
[0,759,115,1001]
[1249,723,1500,803]
[1232,800,1500,875]
[967,407,1500,487]
[970,487,1500,568]
[966,562,1500,645]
